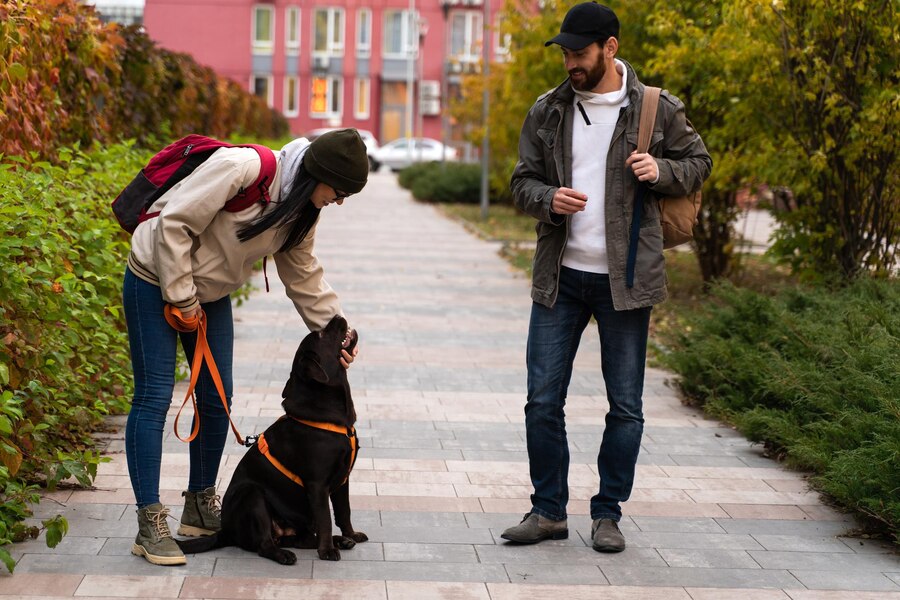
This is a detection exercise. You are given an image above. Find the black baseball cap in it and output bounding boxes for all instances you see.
[545,2,620,50]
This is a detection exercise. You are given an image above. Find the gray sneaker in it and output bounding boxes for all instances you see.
[591,518,625,552]
[178,486,221,536]
[500,512,568,544]
[132,503,187,565]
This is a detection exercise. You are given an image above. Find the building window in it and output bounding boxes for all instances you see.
[450,11,482,61]
[313,8,344,56]
[356,9,371,58]
[252,5,275,54]
[251,74,274,107]
[285,6,300,55]
[284,76,299,117]
[354,78,370,119]
[383,9,418,58]
[310,76,342,117]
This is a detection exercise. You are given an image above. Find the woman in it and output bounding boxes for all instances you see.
[123,129,368,565]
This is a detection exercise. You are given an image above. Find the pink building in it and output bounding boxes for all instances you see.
[142,0,508,146]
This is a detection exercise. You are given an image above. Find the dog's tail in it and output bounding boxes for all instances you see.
[175,533,226,554]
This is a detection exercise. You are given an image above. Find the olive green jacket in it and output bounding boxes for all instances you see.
[511,60,712,310]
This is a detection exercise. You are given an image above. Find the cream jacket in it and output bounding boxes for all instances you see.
[127,143,342,331]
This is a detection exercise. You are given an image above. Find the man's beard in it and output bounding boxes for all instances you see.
[569,59,607,92]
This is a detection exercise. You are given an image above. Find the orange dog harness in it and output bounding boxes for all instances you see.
[256,417,358,487]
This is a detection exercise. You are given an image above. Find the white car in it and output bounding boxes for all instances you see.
[304,128,380,171]
[373,137,459,171]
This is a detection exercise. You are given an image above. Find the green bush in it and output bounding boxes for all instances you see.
[397,162,483,204]
[0,141,151,571]
[661,279,900,542]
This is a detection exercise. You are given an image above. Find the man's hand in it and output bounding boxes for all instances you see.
[625,151,659,183]
[551,187,588,215]
[340,345,359,369]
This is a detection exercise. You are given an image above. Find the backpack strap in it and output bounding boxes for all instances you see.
[637,87,661,154]
[223,145,277,212]
[626,86,662,289]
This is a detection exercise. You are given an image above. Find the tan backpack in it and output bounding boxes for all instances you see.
[637,87,702,249]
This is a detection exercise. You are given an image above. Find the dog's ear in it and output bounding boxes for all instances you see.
[302,354,330,384]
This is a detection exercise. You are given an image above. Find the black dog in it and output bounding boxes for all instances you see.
[177,315,367,563]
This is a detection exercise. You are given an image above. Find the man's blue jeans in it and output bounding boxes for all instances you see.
[525,266,651,522]
[123,267,233,508]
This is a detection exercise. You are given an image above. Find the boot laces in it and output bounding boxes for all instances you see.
[148,506,174,539]
[203,490,222,518]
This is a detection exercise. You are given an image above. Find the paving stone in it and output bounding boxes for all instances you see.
[716,519,854,538]
[752,535,857,553]
[602,565,800,589]
[378,511,468,528]
[13,553,216,577]
[74,574,185,598]
[788,570,900,591]
[617,532,764,551]
[504,563,609,585]
[631,517,727,534]
[475,544,666,567]
[686,589,791,599]
[312,560,509,583]
[657,548,760,569]
[357,526,493,545]
[749,550,900,571]
[383,542,478,563]
[488,583,691,599]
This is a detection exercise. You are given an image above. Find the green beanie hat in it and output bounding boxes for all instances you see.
[303,129,369,194]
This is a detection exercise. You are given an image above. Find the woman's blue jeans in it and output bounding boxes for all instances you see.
[525,266,651,522]
[123,267,233,508]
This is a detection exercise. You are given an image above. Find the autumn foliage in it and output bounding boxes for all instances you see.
[0,0,287,161]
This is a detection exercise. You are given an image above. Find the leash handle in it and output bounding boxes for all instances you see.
[164,305,247,445]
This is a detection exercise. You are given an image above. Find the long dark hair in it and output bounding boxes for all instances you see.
[237,162,321,253]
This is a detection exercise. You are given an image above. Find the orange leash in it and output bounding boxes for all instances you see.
[164,305,247,445]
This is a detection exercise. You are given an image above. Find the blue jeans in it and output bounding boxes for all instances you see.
[123,267,233,508]
[525,266,651,522]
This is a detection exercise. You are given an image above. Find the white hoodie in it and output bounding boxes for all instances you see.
[561,59,630,274]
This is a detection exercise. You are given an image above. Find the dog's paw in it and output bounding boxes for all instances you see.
[332,535,356,549]
[277,549,297,565]
[318,547,341,561]
[348,531,368,543]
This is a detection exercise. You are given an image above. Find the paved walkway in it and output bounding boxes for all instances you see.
[2,172,899,599]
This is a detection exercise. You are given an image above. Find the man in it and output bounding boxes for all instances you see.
[501,2,711,552]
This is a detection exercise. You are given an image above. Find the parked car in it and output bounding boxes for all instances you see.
[372,137,459,171]
[303,127,380,171]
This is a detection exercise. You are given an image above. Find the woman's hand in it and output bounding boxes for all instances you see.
[340,345,359,369]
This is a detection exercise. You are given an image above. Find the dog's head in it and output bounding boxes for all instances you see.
[282,315,357,424]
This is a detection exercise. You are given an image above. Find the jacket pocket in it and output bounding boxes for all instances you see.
[625,131,665,154]
[532,221,561,294]
[634,225,665,294]
[536,127,556,149]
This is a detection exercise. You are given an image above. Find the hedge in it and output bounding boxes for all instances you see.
[0,0,287,162]
[661,279,900,543]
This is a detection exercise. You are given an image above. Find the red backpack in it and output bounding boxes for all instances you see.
[112,134,278,234]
